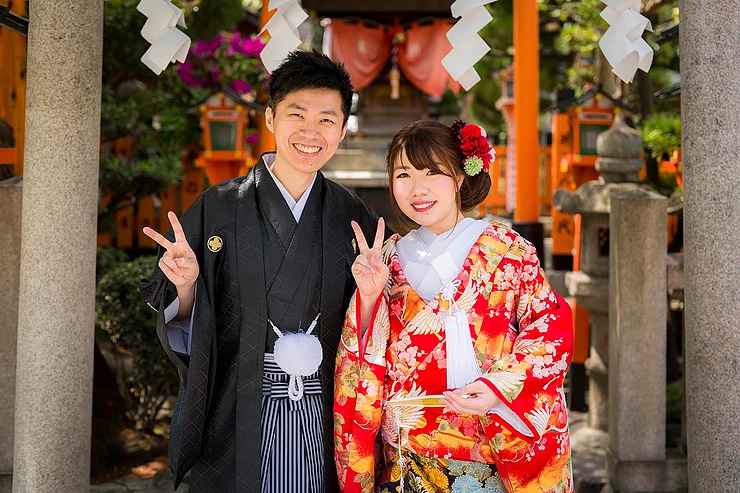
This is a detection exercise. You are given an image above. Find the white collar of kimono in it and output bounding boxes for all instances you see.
[396,218,489,303]
[262,153,317,222]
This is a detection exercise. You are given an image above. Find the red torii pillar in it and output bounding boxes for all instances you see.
[257,2,277,156]
[513,0,544,259]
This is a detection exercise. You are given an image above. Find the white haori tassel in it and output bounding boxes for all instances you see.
[270,314,322,401]
[440,280,482,390]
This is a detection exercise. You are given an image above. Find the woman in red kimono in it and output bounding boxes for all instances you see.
[334,120,574,493]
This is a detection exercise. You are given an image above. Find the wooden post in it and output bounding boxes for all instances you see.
[0,1,27,176]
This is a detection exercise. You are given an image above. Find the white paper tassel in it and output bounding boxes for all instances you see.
[598,0,654,83]
[442,0,498,91]
[260,0,309,73]
[137,0,190,75]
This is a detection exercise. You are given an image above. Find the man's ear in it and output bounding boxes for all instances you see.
[340,122,348,142]
[265,106,275,133]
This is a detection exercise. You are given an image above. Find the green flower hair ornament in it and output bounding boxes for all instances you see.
[463,156,484,176]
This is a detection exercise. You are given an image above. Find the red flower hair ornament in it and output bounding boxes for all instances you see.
[452,120,496,177]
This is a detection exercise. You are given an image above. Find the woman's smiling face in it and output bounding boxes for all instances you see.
[391,149,463,234]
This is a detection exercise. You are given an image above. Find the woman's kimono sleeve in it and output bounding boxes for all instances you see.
[477,242,573,443]
[334,290,390,493]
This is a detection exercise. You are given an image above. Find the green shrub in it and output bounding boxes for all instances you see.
[666,381,683,424]
[96,246,129,281]
[641,113,682,161]
[96,255,178,432]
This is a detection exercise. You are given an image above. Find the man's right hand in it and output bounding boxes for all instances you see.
[143,211,200,291]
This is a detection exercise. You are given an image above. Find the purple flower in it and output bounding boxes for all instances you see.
[228,32,265,58]
[226,32,242,56]
[177,62,205,88]
[230,79,253,94]
[241,36,265,57]
[246,132,260,145]
[207,66,222,85]
[192,34,224,58]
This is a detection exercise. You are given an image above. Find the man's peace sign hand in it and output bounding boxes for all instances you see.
[143,211,199,289]
[350,218,389,302]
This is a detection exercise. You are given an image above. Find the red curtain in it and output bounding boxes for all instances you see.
[327,20,391,91]
[327,18,461,97]
[398,19,461,98]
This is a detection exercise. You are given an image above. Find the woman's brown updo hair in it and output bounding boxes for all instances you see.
[386,119,492,224]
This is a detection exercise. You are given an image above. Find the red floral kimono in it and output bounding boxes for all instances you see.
[334,222,574,492]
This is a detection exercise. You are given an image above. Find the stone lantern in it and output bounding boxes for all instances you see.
[553,114,643,432]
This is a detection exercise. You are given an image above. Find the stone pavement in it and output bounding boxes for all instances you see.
[89,474,185,493]
[89,456,187,493]
[91,411,608,493]
[569,411,609,493]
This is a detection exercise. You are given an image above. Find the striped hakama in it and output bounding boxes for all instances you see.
[260,353,324,493]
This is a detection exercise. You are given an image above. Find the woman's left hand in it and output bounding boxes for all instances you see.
[443,380,501,416]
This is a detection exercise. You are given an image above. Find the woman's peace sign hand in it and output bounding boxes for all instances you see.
[350,218,389,302]
[142,211,199,289]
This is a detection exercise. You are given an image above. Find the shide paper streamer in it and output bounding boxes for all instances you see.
[137,0,191,75]
[598,0,654,83]
[260,0,309,73]
[442,0,498,91]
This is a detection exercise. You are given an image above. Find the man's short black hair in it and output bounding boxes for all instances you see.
[268,50,354,125]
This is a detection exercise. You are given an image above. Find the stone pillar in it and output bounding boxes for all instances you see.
[569,213,610,431]
[11,2,103,492]
[608,189,669,491]
[566,260,609,431]
[0,178,22,493]
[682,1,740,490]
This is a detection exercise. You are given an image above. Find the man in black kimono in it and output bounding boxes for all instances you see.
[141,51,381,493]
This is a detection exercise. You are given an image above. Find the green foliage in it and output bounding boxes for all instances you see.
[96,246,130,281]
[547,0,604,89]
[96,255,179,432]
[641,112,681,160]
[101,1,205,230]
[188,0,245,40]
[100,154,183,199]
[103,0,154,84]
[216,53,265,88]
[242,0,263,15]
[666,381,682,424]
[101,79,202,153]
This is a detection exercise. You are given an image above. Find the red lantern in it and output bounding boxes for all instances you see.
[195,93,253,185]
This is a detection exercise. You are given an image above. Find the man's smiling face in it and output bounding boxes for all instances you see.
[266,87,347,176]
